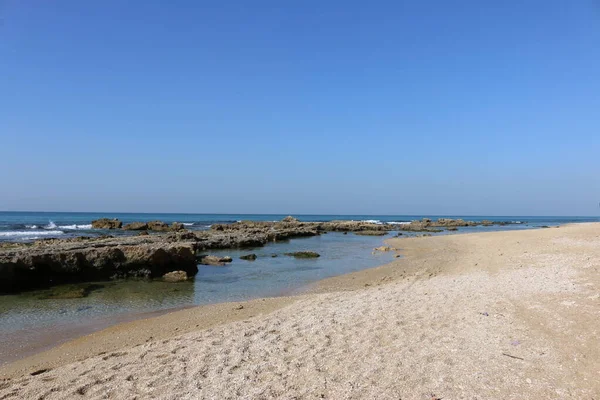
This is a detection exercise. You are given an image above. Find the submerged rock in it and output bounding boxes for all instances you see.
[354,231,387,236]
[285,251,320,258]
[91,218,122,229]
[240,254,257,261]
[374,246,393,252]
[163,270,188,282]
[38,283,104,300]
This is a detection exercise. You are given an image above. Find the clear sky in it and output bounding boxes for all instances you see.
[1,1,599,215]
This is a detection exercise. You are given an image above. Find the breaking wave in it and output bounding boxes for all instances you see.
[58,224,93,230]
[0,230,65,237]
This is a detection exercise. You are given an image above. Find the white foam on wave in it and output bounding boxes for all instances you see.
[45,221,57,229]
[182,223,194,226]
[26,225,39,229]
[361,219,383,225]
[59,224,93,230]
[0,230,65,237]
[387,221,411,225]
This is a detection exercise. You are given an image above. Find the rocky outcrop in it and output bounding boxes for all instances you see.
[91,218,123,229]
[0,238,198,294]
[240,254,257,261]
[281,216,299,223]
[163,271,188,282]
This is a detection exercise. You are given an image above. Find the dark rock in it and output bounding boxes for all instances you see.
[447,227,458,231]
[138,231,150,236]
[240,254,257,261]
[91,218,122,229]
[284,251,320,258]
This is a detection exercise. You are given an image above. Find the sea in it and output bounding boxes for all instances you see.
[0,212,598,363]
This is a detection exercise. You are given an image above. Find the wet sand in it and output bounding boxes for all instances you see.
[1,223,599,399]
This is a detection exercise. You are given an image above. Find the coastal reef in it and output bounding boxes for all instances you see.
[0,217,515,293]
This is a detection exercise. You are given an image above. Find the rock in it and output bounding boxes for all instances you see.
[284,251,320,258]
[147,221,171,232]
[0,240,198,293]
[171,222,185,231]
[447,227,458,231]
[271,254,278,258]
[123,222,149,231]
[138,231,150,236]
[354,231,387,236]
[163,270,188,282]
[199,255,232,266]
[240,254,257,261]
[38,283,104,300]
[374,246,392,252]
[281,216,299,223]
[91,218,122,229]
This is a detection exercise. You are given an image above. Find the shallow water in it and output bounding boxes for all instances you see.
[0,232,395,337]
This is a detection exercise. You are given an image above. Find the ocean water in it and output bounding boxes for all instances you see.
[0,211,598,360]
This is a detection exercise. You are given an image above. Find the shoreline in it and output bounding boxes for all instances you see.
[2,223,599,398]
[0,224,561,376]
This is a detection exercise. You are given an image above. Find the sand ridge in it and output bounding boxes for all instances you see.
[1,223,599,399]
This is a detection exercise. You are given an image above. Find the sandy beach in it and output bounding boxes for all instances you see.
[1,223,599,399]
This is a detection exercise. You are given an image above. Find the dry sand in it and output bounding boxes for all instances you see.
[1,223,599,399]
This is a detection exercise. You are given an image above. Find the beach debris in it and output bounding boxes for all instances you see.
[235,304,244,310]
[394,254,401,258]
[502,352,525,361]
[510,340,521,346]
[199,255,232,266]
[240,254,258,261]
[284,251,320,258]
[162,270,188,282]
[479,312,489,316]
[30,368,50,376]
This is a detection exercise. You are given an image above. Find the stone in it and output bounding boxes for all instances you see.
[91,218,122,229]
[240,254,257,261]
[147,221,171,232]
[163,270,188,282]
[281,216,299,223]
[284,251,320,258]
[199,255,232,266]
[138,231,150,236]
[171,222,185,231]
[123,222,149,231]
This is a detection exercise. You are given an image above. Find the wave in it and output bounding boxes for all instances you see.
[58,224,93,230]
[387,221,411,225]
[45,221,57,229]
[0,230,65,237]
[182,223,194,226]
[25,225,39,229]
[361,219,383,225]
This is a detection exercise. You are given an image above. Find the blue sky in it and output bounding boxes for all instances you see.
[1,1,599,215]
